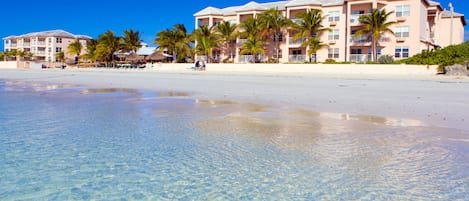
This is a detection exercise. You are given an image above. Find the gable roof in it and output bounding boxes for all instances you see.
[194,6,224,16]
[3,30,92,40]
[237,1,268,12]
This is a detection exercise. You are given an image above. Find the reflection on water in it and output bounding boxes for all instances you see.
[0,81,467,200]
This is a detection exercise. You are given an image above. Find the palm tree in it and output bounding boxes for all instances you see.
[96,30,120,66]
[239,16,263,39]
[84,39,98,64]
[355,8,396,62]
[68,39,83,67]
[304,36,327,62]
[0,52,4,61]
[214,21,238,62]
[122,29,141,53]
[194,25,219,63]
[240,36,265,63]
[56,51,65,65]
[154,24,191,63]
[292,9,330,62]
[259,8,291,63]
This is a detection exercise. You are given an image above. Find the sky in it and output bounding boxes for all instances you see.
[0,0,468,51]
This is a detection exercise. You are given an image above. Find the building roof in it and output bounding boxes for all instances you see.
[441,10,466,25]
[2,30,92,40]
[237,1,268,12]
[136,47,157,56]
[286,0,322,7]
[194,6,224,16]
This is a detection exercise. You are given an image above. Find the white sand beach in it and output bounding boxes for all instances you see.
[1,65,468,132]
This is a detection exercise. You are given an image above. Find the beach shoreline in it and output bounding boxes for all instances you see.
[1,67,468,132]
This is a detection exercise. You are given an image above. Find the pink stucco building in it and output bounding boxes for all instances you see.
[3,30,91,63]
[194,0,466,63]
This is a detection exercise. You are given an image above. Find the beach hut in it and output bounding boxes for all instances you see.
[147,51,165,62]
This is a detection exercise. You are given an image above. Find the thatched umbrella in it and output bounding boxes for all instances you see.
[148,51,164,61]
[126,53,143,62]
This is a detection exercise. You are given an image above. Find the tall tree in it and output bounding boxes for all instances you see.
[194,25,219,63]
[154,24,191,63]
[239,17,263,39]
[292,9,330,62]
[84,39,98,63]
[355,8,396,62]
[56,51,65,66]
[258,8,291,63]
[68,39,83,67]
[240,36,265,63]
[214,21,238,62]
[304,36,327,62]
[96,30,120,66]
[122,29,141,53]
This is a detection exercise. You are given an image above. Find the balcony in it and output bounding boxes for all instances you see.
[288,55,306,63]
[238,55,265,63]
[36,51,46,55]
[10,43,17,47]
[23,42,30,46]
[288,37,305,46]
[38,41,46,46]
[349,54,370,63]
[350,36,371,46]
[350,14,364,25]
[238,39,248,46]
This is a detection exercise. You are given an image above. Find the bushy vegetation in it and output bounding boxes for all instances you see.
[400,41,469,67]
[377,55,394,64]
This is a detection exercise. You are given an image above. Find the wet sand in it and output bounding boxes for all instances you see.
[1,68,468,132]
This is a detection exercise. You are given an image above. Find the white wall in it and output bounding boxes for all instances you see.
[0,61,18,69]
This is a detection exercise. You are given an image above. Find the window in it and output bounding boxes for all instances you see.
[56,38,62,43]
[292,50,302,55]
[328,29,339,40]
[328,11,340,22]
[56,47,62,53]
[351,48,363,54]
[328,48,339,58]
[5,40,9,44]
[48,56,52,62]
[272,49,282,58]
[48,47,51,52]
[396,5,410,17]
[395,47,409,58]
[394,26,409,38]
[48,38,52,43]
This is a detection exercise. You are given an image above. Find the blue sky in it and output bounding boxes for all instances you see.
[0,0,467,50]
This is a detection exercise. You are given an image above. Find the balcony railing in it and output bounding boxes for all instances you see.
[349,54,383,63]
[10,43,17,47]
[238,55,265,63]
[38,41,46,45]
[23,42,30,46]
[349,54,370,63]
[238,39,248,46]
[288,37,305,46]
[288,55,306,63]
[36,51,46,55]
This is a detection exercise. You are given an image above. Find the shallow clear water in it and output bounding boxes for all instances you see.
[0,80,468,200]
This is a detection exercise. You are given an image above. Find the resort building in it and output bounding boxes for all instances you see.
[194,0,466,63]
[3,30,91,63]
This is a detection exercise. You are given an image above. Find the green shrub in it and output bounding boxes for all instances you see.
[401,41,469,67]
[378,55,394,64]
[324,58,337,64]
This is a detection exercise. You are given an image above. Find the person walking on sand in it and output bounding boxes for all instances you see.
[195,60,200,71]
[201,61,206,71]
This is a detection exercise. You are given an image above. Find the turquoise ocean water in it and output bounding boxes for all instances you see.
[0,80,467,200]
